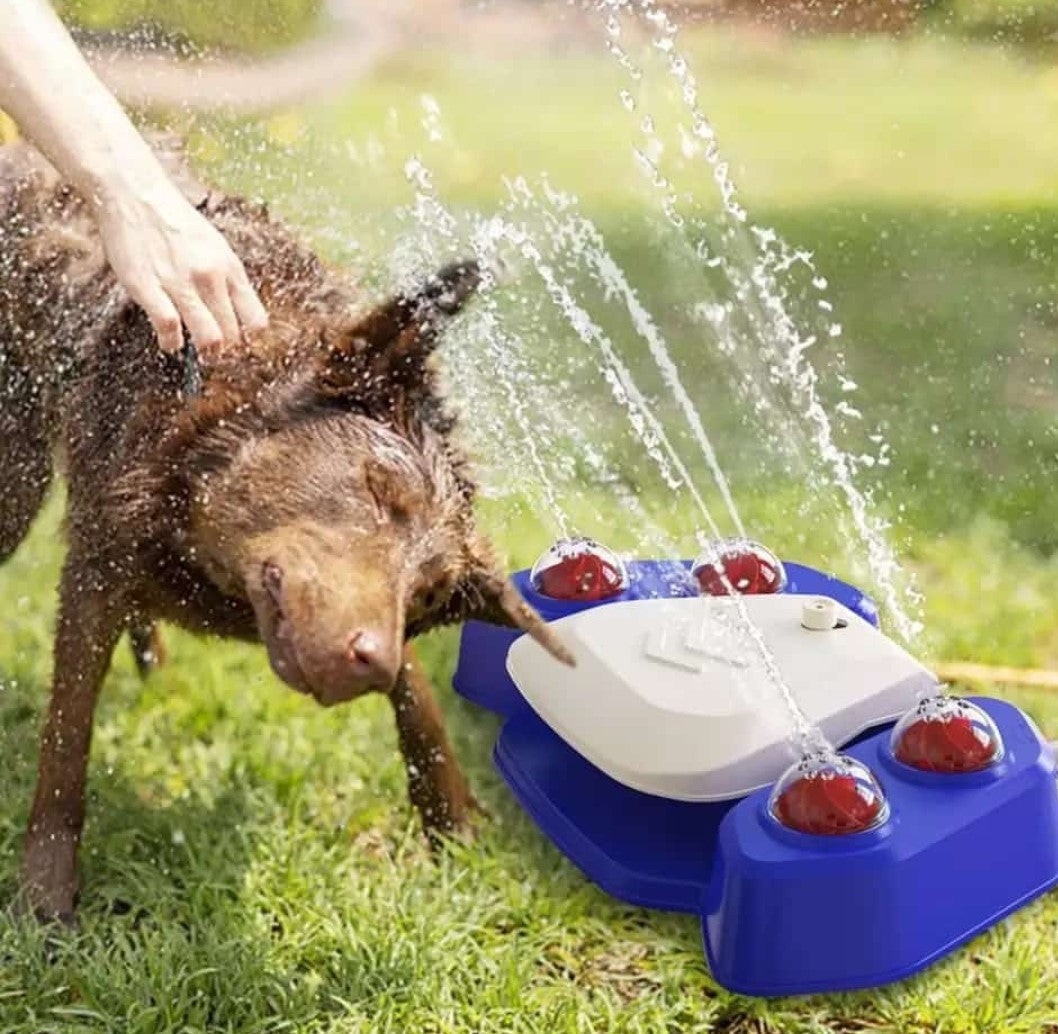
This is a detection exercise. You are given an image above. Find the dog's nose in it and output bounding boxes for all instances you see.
[347,631,400,687]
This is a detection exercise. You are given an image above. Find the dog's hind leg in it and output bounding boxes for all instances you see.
[128,622,167,678]
[388,645,479,845]
[0,356,52,563]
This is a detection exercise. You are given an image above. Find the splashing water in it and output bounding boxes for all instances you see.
[400,156,571,536]
[401,96,834,757]
[504,180,747,540]
[402,134,693,572]
[598,0,924,646]
[403,140,682,563]
[193,17,937,760]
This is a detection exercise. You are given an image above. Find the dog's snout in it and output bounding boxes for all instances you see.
[347,630,400,687]
[249,549,404,701]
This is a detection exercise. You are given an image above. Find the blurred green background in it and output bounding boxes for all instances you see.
[55,0,322,52]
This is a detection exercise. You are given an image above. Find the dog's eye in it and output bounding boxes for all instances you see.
[366,484,387,524]
[262,562,284,606]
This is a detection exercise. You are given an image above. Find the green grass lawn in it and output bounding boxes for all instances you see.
[4,21,1058,1033]
[4,505,1058,1034]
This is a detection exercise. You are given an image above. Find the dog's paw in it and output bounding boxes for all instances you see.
[10,887,79,933]
[422,789,489,850]
[466,789,490,821]
[17,837,81,931]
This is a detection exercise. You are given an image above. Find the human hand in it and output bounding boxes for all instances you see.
[94,179,269,359]
[0,1,269,360]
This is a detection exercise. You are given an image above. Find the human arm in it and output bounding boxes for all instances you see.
[0,0,268,356]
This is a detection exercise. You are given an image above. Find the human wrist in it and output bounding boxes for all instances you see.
[85,146,181,217]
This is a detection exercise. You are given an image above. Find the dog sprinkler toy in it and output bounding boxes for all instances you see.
[453,536,1058,996]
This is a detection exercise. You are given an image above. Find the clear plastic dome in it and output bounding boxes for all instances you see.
[769,751,889,835]
[530,537,629,602]
[891,694,1003,773]
[692,537,787,597]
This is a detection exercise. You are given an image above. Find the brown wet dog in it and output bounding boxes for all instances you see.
[0,140,571,923]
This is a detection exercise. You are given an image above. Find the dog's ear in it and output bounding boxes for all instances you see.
[318,261,482,410]
[449,538,576,667]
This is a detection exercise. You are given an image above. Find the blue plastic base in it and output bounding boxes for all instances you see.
[453,622,526,718]
[705,697,1058,995]
[495,711,888,915]
[494,698,1058,996]
[454,561,1058,995]
[455,559,878,718]
[495,711,738,912]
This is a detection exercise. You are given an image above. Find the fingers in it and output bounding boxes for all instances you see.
[193,269,240,347]
[132,277,255,361]
[99,200,269,358]
[150,271,267,361]
[172,291,224,363]
[175,257,267,359]
[134,285,184,355]
[228,263,269,336]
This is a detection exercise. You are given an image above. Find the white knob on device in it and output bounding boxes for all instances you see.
[801,597,838,631]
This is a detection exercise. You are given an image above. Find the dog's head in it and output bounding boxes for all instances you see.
[188,262,572,705]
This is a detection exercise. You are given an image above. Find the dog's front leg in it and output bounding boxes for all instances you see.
[19,555,125,923]
[389,645,478,844]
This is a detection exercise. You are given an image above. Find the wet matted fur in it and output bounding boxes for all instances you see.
[0,139,569,922]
